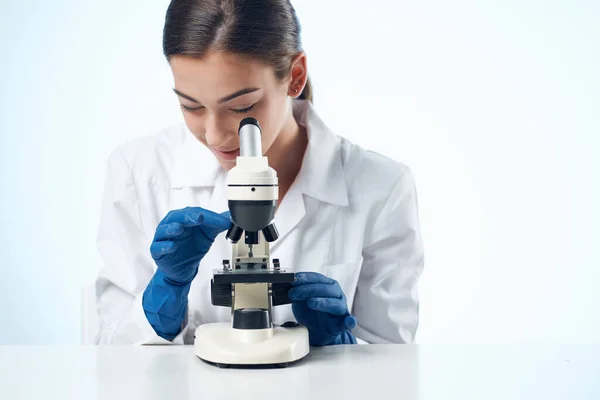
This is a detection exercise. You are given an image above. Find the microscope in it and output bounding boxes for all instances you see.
[194,117,310,368]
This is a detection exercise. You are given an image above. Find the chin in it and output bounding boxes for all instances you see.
[219,159,237,171]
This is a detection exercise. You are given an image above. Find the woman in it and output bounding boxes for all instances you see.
[95,0,424,346]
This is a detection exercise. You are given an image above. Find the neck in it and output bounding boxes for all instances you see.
[265,106,308,201]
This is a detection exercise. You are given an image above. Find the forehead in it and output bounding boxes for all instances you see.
[169,52,276,100]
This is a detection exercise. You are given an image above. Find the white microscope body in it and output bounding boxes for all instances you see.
[194,117,310,368]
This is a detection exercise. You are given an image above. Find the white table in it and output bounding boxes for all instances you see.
[1,344,599,399]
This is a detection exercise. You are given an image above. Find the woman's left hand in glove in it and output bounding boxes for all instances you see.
[289,272,358,346]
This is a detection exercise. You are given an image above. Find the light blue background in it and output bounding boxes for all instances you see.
[0,0,598,345]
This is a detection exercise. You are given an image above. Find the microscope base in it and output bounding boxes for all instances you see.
[194,322,310,367]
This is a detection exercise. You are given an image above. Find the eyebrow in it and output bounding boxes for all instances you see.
[172,87,260,104]
[173,89,199,103]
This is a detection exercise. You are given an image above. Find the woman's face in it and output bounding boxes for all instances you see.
[169,52,298,170]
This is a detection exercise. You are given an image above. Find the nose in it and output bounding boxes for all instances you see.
[204,113,236,148]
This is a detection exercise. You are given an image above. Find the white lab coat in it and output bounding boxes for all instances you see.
[95,99,424,345]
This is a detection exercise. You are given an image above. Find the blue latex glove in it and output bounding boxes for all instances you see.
[289,272,358,346]
[143,207,231,340]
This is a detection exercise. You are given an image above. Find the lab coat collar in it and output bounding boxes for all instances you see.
[292,99,349,207]
[170,99,349,207]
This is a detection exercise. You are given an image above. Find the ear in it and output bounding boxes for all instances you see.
[287,52,308,98]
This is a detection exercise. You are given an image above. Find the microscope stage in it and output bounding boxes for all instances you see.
[213,269,295,284]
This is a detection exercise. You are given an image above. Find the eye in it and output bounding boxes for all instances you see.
[180,104,203,113]
[231,104,255,114]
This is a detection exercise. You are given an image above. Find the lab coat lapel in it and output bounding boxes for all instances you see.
[170,125,230,263]
[205,170,231,268]
[270,182,305,252]
[207,169,228,213]
[293,101,349,207]
[270,99,349,249]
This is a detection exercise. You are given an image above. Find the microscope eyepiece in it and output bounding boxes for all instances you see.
[238,117,262,157]
[238,117,261,132]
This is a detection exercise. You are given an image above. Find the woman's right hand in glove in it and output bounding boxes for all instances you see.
[143,207,231,340]
[150,206,232,284]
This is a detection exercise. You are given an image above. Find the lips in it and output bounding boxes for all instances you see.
[213,147,240,161]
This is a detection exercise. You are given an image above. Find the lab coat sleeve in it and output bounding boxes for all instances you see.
[94,148,189,345]
[352,166,424,344]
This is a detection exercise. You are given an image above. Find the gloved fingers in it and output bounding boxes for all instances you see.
[153,222,184,241]
[150,240,177,260]
[341,315,357,331]
[288,283,342,301]
[199,210,232,230]
[306,297,349,316]
[198,210,233,240]
[159,207,231,232]
[159,207,206,227]
[291,272,337,286]
[220,210,231,219]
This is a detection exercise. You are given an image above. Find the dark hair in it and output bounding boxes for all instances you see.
[162,0,313,103]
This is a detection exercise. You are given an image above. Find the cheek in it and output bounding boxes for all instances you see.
[255,98,288,148]
[182,113,206,143]
[183,112,239,146]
